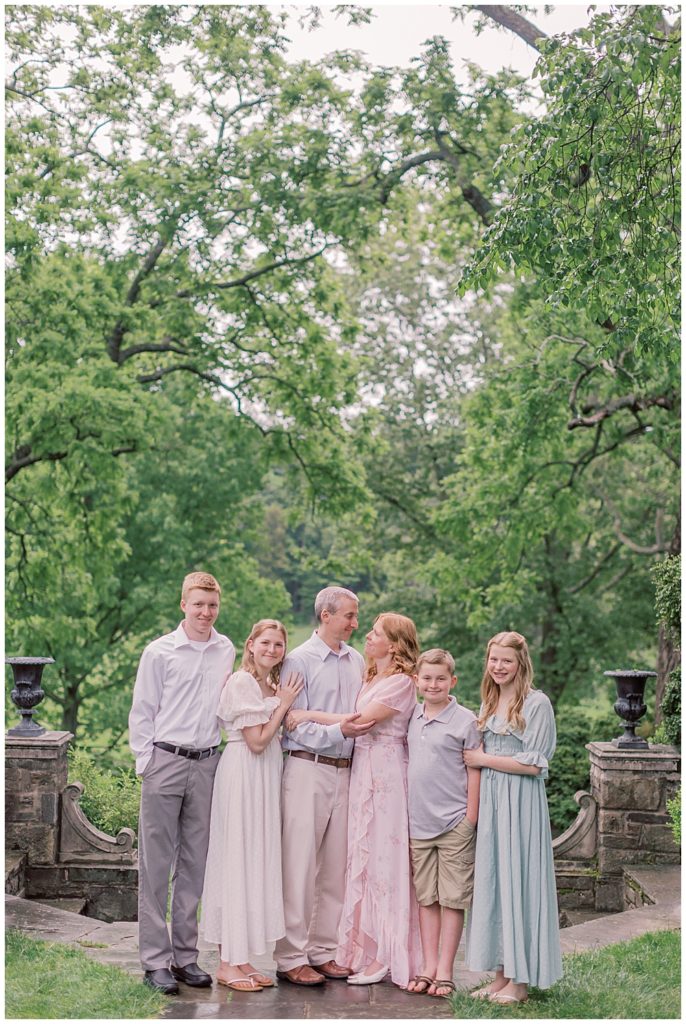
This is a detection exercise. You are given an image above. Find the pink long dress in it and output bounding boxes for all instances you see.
[336,672,422,988]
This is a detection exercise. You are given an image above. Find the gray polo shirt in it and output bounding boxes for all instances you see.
[407,696,481,840]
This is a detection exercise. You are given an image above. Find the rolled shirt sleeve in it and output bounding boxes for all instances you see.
[511,691,556,779]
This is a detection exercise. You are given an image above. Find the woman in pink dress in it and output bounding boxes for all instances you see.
[286,612,422,988]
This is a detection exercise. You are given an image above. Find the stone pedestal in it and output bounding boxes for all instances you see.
[587,741,680,910]
[5,730,138,922]
[5,731,73,865]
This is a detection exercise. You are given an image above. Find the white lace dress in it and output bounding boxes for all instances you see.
[200,670,283,963]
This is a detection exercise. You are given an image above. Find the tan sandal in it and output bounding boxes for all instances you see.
[471,982,498,999]
[217,975,263,992]
[246,971,275,988]
[490,992,529,1004]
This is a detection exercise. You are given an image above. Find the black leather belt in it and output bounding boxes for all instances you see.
[285,750,352,769]
[154,741,218,761]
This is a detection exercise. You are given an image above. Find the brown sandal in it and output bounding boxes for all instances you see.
[408,975,434,994]
[429,979,456,998]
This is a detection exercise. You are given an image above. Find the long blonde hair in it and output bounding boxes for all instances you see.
[476,631,535,731]
[240,619,288,692]
[365,612,419,682]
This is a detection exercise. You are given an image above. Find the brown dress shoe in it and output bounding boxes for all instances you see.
[276,964,326,986]
[315,960,353,979]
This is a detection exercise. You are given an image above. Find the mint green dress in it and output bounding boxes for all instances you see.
[466,690,563,989]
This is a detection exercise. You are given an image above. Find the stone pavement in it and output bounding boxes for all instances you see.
[5,863,680,1020]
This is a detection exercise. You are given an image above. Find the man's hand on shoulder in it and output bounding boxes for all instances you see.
[340,713,376,738]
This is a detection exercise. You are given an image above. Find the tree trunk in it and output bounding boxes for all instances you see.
[60,678,81,736]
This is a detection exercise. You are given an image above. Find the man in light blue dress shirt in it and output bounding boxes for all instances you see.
[275,586,373,986]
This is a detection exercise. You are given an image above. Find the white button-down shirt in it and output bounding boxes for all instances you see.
[281,631,365,758]
[128,622,235,775]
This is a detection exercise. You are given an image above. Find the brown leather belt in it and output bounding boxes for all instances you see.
[286,750,352,769]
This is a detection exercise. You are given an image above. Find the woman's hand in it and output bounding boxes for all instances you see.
[463,745,486,769]
[276,673,304,712]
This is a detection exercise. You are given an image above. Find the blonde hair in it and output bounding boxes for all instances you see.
[181,571,221,601]
[476,631,534,731]
[416,648,455,675]
[366,612,419,682]
[240,619,288,692]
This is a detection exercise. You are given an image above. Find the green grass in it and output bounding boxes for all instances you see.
[450,929,681,1019]
[5,929,168,1019]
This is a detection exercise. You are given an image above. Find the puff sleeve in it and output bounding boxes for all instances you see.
[511,691,556,779]
[368,673,417,714]
[217,670,279,731]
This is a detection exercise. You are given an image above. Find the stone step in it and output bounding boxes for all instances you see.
[623,863,681,908]
[5,850,27,898]
[32,897,88,915]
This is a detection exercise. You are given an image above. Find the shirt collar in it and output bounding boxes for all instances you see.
[417,695,457,722]
[173,622,222,648]
[310,630,354,661]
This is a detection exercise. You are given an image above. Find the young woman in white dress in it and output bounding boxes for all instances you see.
[200,619,302,992]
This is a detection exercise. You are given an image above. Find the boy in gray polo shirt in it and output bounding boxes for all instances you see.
[406,649,481,998]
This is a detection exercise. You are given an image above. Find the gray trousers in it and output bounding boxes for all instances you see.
[138,744,219,970]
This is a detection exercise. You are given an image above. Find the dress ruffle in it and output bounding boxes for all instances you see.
[335,674,421,988]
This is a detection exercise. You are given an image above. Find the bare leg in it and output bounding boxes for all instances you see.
[407,902,440,992]
[429,907,464,996]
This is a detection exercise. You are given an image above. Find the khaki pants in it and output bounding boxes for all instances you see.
[138,745,219,970]
[275,755,350,970]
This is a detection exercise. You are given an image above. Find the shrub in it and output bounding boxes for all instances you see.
[666,786,681,846]
[652,555,681,745]
[547,710,616,833]
[653,667,681,746]
[67,747,140,839]
[652,554,681,643]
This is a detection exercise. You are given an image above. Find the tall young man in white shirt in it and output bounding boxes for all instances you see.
[129,571,235,994]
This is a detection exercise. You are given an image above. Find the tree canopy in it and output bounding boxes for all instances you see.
[5,4,679,752]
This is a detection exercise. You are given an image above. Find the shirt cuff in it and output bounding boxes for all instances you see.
[135,751,152,776]
[326,723,345,745]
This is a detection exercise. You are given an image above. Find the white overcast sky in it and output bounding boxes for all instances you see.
[281,3,601,78]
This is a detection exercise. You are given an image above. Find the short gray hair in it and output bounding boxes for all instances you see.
[314,586,359,622]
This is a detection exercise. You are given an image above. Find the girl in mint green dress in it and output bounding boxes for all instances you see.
[464,631,562,1005]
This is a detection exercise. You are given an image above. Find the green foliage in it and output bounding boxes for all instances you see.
[449,929,680,1018]
[463,6,681,362]
[5,929,167,1018]
[67,747,140,837]
[652,555,681,643]
[547,709,617,832]
[666,786,681,845]
[653,668,681,746]
[6,3,678,765]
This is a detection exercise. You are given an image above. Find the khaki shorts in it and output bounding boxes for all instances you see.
[410,817,476,910]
